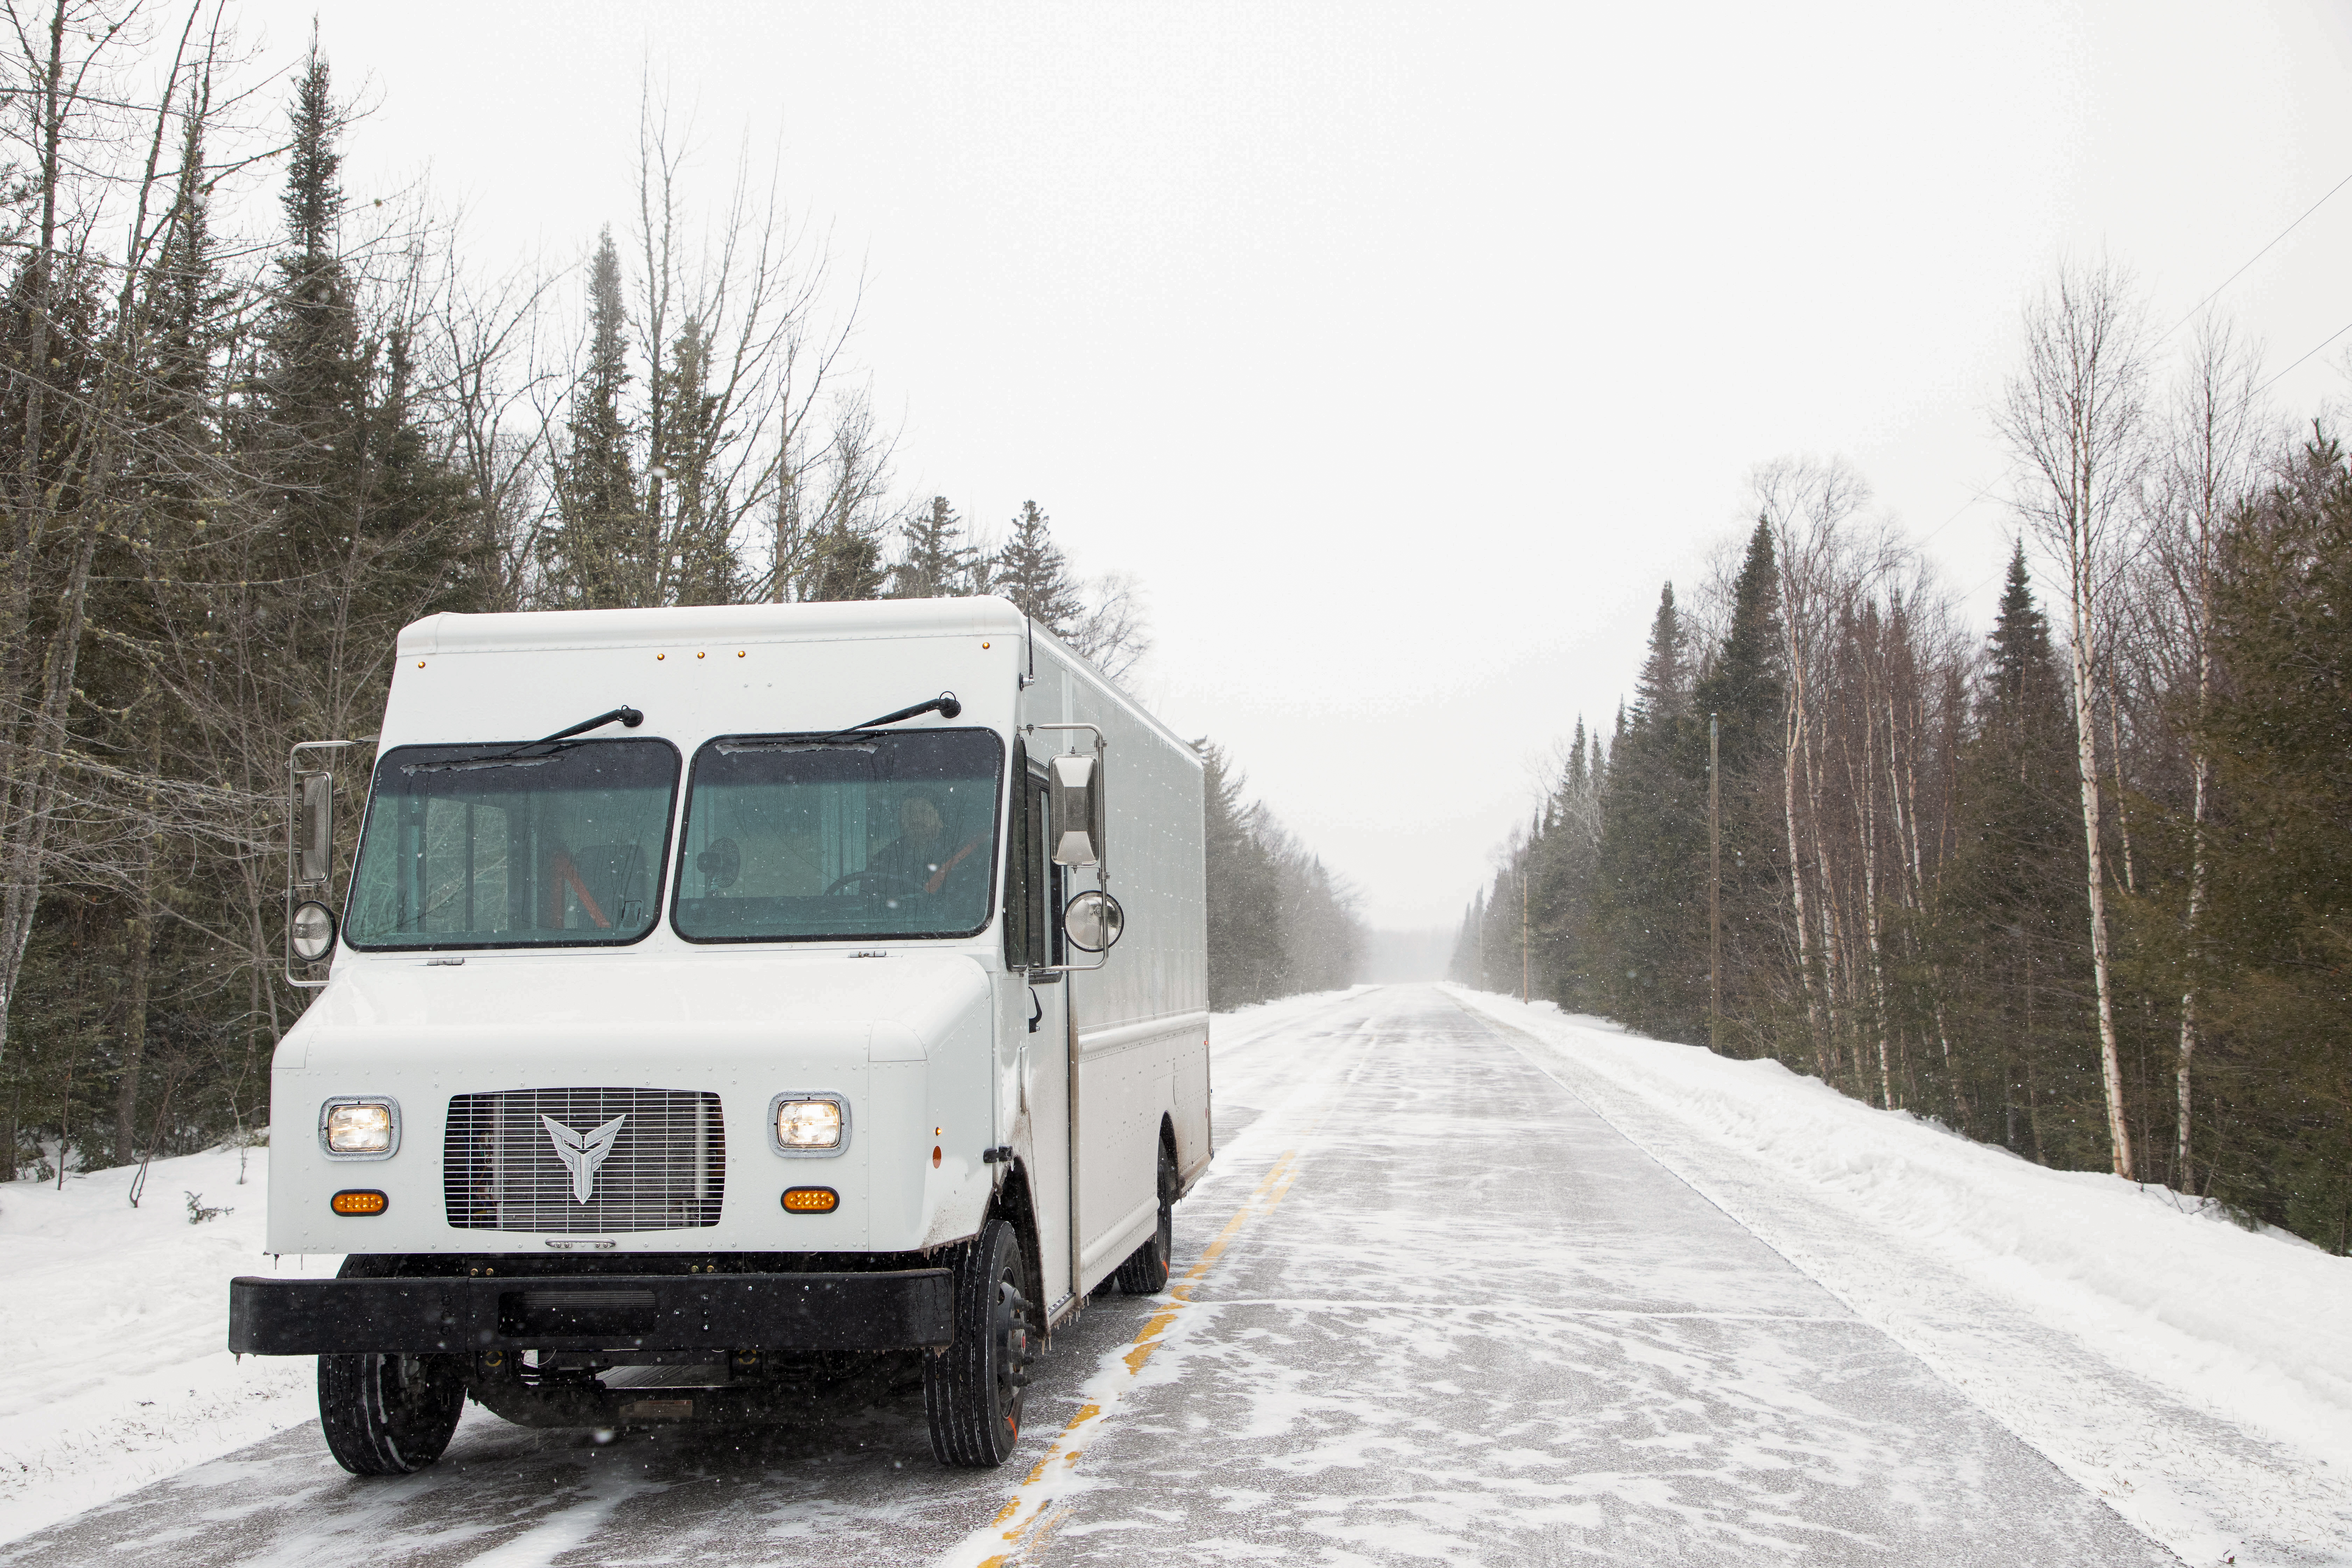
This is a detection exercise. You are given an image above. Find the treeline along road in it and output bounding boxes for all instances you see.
[1462,273,2352,1255]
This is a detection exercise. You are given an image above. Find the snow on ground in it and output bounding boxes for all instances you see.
[5,981,2346,1563]
[0,1146,340,1545]
[1451,984,2352,1566]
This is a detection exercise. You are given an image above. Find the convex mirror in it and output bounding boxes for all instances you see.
[1048,753,1104,866]
[290,898,338,962]
[295,772,333,886]
[1063,889,1125,953]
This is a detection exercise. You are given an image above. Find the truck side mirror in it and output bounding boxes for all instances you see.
[1063,889,1125,953]
[1047,753,1104,866]
[295,772,334,888]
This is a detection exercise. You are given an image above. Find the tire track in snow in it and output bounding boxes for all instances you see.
[453,1468,666,1568]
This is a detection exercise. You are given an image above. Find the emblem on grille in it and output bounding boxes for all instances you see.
[541,1113,627,1203]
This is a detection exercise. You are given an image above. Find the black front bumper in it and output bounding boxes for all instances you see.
[228,1269,954,1356]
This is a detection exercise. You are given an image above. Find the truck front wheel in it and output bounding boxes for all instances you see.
[317,1350,465,1475]
[924,1217,1036,1467]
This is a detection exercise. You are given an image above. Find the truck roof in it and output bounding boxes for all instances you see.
[399,596,1030,656]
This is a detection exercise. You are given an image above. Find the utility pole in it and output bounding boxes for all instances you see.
[1709,712,1722,1054]
[1514,860,1533,1006]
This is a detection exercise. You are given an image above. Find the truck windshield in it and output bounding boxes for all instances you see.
[344,740,680,950]
[672,729,1002,943]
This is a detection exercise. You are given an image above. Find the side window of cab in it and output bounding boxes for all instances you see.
[1001,746,1062,978]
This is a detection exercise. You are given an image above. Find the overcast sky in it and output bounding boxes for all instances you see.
[237,0,2352,930]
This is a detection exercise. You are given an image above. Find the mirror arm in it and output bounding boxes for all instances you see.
[1031,952,1112,977]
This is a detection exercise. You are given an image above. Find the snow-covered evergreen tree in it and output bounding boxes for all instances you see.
[993,501,1085,634]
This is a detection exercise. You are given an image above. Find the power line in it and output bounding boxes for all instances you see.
[1930,178,2352,587]
[1914,484,1998,549]
[2254,315,2352,397]
[2157,167,2352,343]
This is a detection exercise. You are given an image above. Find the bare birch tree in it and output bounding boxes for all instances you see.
[2149,315,2264,1185]
[1068,569,1152,682]
[1750,455,1869,1074]
[1999,259,2150,1181]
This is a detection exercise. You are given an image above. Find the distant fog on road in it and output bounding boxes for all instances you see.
[1358,928,1454,985]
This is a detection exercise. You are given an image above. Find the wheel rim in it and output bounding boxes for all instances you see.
[990,1253,1035,1435]
[1155,1148,1175,1269]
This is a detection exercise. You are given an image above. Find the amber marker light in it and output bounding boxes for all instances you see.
[331,1190,387,1216]
[782,1187,839,1213]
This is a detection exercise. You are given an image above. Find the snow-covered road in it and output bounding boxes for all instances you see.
[4,984,2328,1564]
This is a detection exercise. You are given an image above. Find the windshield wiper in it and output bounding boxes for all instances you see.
[713,693,962,758]
[811,691,962,743]
[402,705,645,773]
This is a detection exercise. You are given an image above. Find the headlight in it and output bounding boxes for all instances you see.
[775,1098,843,1150]
[322,1099,398,1157]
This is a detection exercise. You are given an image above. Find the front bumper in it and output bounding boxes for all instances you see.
[227,1269,953,1356]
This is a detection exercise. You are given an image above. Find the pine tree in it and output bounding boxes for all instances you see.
[1448,891,1487,983]
[247,44,481,750]
[650,314,737,605]
[252,44,478,659]
[804,524,886,601]
[1683,523,1787,1048]
[551,229,643,607]
[256,45,361,544]
[1931,541,2087,1161]
[1199,740,1287,1007]
[1527,716,1602,1006]
[1692,523,1783,771]
[994,501,1084,634]
[2196,428,2352,1244]
[892,496,976,598]
[1632,582,1688,725]
[1590,584,1708,1038]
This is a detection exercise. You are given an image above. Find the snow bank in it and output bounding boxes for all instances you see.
[1450,985,2352,1566]
[0,1146,338,1545]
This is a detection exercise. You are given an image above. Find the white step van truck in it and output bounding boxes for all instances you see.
[228,597,1209,1472]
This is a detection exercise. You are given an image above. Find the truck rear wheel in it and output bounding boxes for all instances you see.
[1113,1135,1177,1295]
[318,1350,465,1475]
[924,1217,1036,1468]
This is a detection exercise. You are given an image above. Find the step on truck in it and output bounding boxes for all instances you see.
[227,597,1210,1472]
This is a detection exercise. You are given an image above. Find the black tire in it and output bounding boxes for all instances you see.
[1113,1134,1177,1295]
[317,1351,465,1475]
[316,1256,465,1476]
[924,1217,1038,1468]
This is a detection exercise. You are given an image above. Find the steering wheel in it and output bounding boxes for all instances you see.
[824,868,923,897]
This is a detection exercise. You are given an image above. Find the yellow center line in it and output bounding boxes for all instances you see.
[955,1148,1307,1567]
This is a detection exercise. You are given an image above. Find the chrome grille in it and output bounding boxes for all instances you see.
[443,1088,725,1232]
